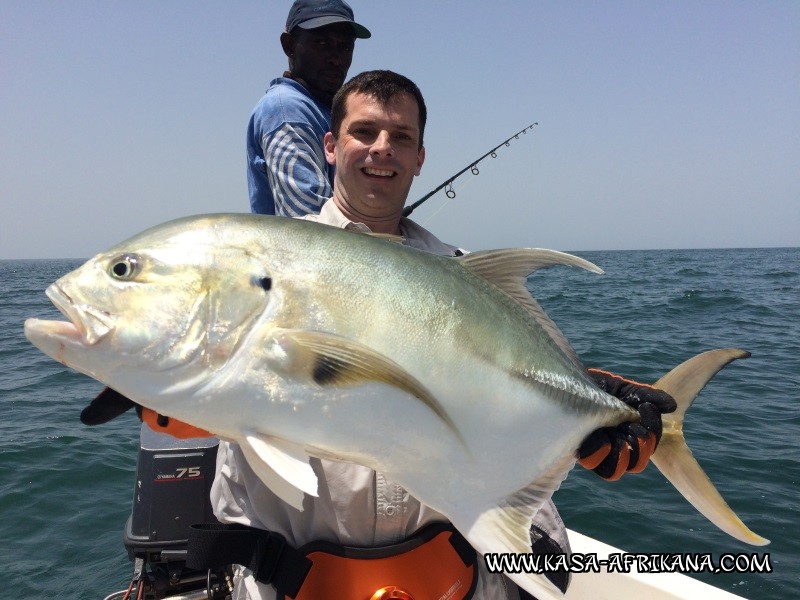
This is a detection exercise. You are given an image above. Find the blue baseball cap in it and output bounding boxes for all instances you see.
[286,0,371,39]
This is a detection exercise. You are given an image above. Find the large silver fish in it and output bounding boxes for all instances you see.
[24,214,768,599]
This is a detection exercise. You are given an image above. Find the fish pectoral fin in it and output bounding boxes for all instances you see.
[267,329,464,446]
[452,454,575,600]
[459,249,602,369]
[651,348,769,546]
[240,432,319,511]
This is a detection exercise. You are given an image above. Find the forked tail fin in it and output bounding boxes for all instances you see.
[651,348,769,546]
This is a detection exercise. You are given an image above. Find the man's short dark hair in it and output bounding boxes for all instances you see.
[330,70,427,149]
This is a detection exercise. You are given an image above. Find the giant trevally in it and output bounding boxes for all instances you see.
[24,214,768,599]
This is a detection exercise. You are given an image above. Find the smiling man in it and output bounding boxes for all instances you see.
[79,68,677,599]
[291,71,462,258]
[210,70,678,600]
[214,70,566,600]
[246,0,370,217]
[320,73,430,235]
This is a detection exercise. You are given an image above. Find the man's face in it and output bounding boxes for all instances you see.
[325,91,425,223]
[288,23,355,103]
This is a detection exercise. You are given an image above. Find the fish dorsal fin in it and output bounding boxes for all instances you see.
[459,249,603,368]
[265,328,464,448]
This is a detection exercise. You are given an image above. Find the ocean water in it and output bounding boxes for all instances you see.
[1,248,798,599]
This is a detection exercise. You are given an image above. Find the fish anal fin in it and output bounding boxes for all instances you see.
[651,348,769,546]
[452,454,575,600]
[459,249,602,368]
[267,328,464,446]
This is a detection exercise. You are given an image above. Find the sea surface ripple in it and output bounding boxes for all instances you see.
[1,249,797,598]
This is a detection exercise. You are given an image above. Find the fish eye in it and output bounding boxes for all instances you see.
[109,254,141,280]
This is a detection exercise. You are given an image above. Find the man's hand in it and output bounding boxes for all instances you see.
[578,369,677,480]
[80,387,137,425]
[81,387,212,439]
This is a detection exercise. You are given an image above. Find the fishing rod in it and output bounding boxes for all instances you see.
[402,122,538,217]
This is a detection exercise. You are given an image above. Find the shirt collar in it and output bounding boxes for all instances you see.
[318,199,373,233]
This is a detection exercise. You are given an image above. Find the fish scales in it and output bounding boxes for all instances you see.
[24,213,768,600]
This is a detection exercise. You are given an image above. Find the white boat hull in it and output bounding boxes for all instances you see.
[566,529,747,599]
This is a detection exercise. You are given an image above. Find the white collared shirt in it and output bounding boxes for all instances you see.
[211,200,568,599]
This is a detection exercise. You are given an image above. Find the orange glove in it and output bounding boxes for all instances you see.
[577,369,677,480]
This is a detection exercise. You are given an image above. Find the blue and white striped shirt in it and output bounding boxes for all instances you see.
[246,77,334,217]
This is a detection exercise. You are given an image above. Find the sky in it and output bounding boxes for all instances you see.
[2,1,798,259]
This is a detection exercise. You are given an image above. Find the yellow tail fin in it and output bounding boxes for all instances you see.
[651,348,769,546]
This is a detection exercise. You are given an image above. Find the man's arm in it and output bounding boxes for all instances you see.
[264,122,333,217]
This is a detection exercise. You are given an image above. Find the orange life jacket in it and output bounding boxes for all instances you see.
[187,522,478,600]
[288,523,477,600]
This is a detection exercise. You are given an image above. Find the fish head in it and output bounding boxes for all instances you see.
[24,216,274,401]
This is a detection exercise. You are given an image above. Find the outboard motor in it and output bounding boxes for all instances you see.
[106,424,232,599]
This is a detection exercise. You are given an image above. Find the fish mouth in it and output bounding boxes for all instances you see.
[42,284,115,345]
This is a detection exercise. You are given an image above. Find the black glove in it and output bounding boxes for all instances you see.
[577,369,677,480]
[80,387,137,425]
[80,387,211,438]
